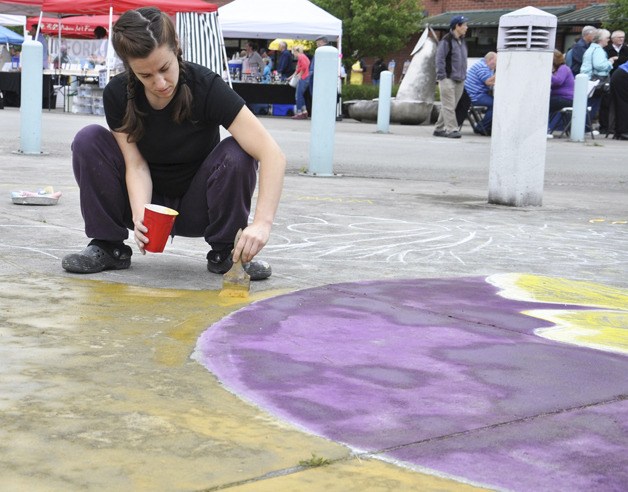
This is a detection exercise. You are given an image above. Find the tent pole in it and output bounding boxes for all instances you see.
[56,14,61,68]
[57,14,62,91]
[36,11,42,39]
[216,13,232,88]
[106,6,112,85]
[336,35,342,118]
[35,11,48,73]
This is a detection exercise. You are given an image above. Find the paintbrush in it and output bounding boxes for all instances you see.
[219,228,250,298]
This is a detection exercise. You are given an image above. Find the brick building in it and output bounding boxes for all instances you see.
[371,1,611,84]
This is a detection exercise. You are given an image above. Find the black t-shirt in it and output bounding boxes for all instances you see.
[104,62,245,198]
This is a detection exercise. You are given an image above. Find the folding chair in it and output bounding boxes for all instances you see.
[454,90,491,135]
[557,107,595,139]
[455,89,471,128]
[467,105,489,135]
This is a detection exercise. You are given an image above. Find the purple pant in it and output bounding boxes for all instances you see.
[71,125,257,250]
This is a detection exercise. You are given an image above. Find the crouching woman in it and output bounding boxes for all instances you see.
[62,7,285,280]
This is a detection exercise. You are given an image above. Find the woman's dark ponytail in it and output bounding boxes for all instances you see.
[171,51,193,124]
[117,73,147,142]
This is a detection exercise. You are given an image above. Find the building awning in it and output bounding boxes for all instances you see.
[556,4,610,26]
[422,6,576,29]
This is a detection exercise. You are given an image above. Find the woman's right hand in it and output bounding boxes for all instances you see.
[111,130,154,256]
[134,218,149,255]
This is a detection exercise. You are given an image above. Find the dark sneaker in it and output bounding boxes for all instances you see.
[474,128,491,136]
[207,249,272,280]
[433,129,447,137]
[62,240,132,274]
[445,130,462,139]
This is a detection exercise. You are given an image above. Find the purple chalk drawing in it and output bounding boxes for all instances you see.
[195,277,628,491]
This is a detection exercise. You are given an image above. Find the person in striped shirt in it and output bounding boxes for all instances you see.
[464,52,497,135]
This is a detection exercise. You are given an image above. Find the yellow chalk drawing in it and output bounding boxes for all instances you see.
[588,218,627,224]
[531,309,628,354]
[1,275,486,491]
[487,273,628,355]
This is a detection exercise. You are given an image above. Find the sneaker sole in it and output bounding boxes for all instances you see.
[244,261,272,281]
[62,255,131,274]
[208,259,272,280]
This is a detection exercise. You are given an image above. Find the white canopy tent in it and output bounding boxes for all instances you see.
[0,13,25,25]
[0,14,25,68]
[218,0,341,43]
[219,0,342,115]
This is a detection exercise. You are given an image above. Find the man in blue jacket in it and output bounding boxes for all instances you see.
[276,41,293,80]
[569,25,596,76]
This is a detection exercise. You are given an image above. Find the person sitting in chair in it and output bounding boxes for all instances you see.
[464,52,496,135]
[547,49,575,136]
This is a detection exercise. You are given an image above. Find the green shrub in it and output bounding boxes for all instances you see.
[341,84,399,101]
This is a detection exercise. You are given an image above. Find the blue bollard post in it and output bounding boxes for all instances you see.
[376,70,392,133]
[306,46,338,176]
[20,35,43,154]
[570,74,588,143]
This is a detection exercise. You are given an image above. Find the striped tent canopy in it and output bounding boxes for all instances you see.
[1,0,226,81]
[26,14,120,38]
[0,1,42,15]
[176,11,225,76]
[40,0,217,15]
[2,0,218,15]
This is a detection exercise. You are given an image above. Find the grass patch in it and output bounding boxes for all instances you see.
[298,453,331,468]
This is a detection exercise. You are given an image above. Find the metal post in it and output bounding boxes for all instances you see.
[570,74,588,143]
[20,35,43,155]
[306,46,338,177]
[377,70,392,133]
[488,7,557,207]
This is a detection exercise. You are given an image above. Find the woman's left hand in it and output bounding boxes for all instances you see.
[226,107,287,264]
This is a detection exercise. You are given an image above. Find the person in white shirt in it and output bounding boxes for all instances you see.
[89,26,108,66]
[604,30,628,73]
[242,41,263,78]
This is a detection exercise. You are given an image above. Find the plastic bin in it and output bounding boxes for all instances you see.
[271,104,295,117]
[99,70,108,88]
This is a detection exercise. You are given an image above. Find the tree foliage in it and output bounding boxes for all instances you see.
[311,0,424,66]
[606,0,628,32]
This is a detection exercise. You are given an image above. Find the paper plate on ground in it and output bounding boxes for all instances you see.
[11,188,62,206]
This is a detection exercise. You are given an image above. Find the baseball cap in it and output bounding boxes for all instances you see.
[450,15,469,29]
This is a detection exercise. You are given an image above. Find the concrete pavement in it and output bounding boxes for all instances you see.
[0,107,626,491]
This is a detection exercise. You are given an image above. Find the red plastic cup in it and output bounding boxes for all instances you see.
[143,204,179,253]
